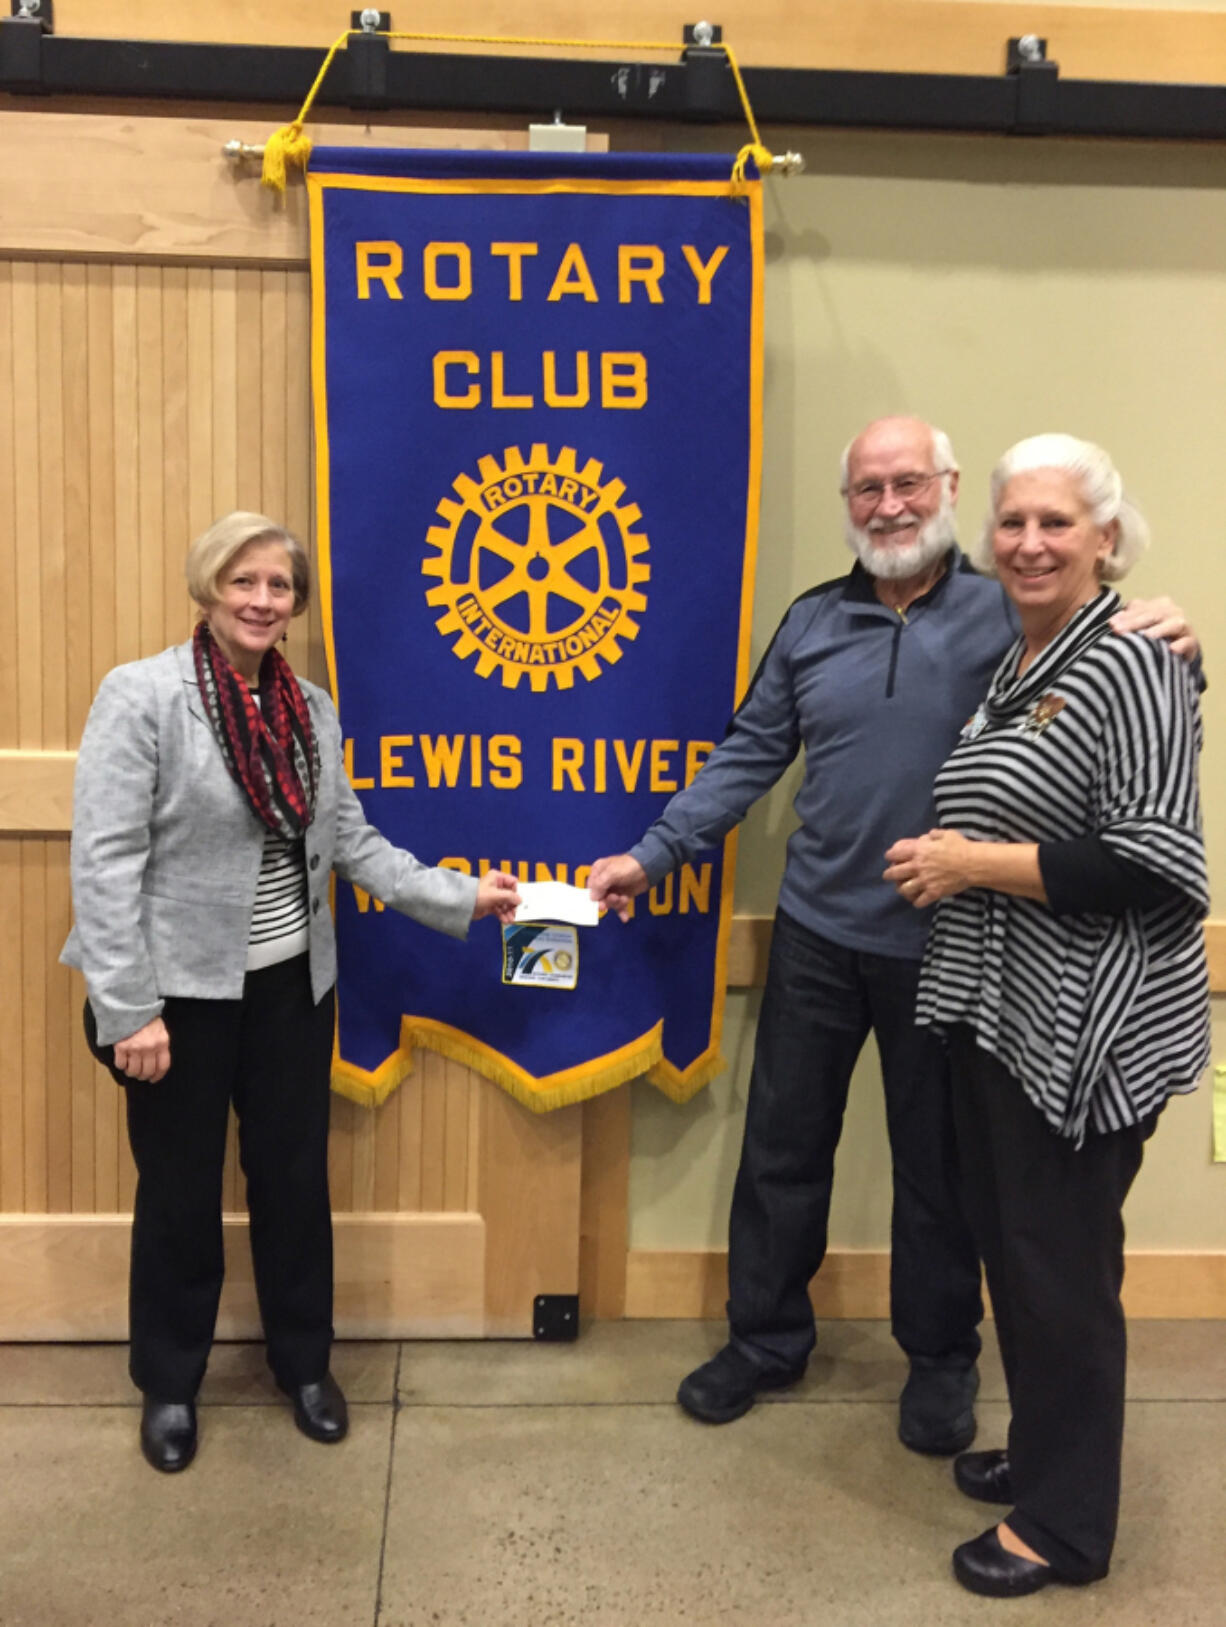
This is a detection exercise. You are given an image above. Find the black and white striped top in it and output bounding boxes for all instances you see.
[916,588,1210,1145]
[246,830,310,970]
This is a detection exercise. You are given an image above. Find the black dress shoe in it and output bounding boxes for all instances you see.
[952,1526,1103,1598]
[898,1360,978,1455]
[140,1397,197,1473]
[676,1344,805,1424]
[279,1372,349,1443]
[954,1448,1014,1505]
[953,1528,1054,1597]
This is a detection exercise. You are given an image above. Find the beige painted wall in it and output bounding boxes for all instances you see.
[629,127,1226,1252]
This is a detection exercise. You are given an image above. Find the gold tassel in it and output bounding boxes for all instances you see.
[731,142,773,197]
[261,122,314,192]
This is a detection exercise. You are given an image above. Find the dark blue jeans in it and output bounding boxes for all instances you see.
[727,909,982,1374]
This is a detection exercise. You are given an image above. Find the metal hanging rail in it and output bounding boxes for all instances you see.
[1,15,1223,142]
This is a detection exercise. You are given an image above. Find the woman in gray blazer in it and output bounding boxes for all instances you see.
[62,511,521,1474]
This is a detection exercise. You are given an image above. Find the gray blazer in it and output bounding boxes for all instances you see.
[61,642,479,1045]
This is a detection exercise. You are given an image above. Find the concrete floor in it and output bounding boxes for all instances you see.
[0,1320,1222,1626]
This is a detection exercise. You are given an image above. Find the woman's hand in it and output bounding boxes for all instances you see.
[884,830,977,909]
[472,869,522,924]
[113,1017,172,1083]
[587,854,649,922]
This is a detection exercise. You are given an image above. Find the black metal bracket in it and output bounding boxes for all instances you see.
[8,0,52,30]
[347,27,389,112]
[1006,36,1060,134]
[0,11,44,93]
[0,21,1223,143]
[533,1294,580,1341]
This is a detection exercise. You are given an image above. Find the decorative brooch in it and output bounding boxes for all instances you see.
[1021,693,1067,737]
[961,705,988,742]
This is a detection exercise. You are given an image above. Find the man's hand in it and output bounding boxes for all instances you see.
[113,1017,172,1083]
[587,854,649,922]
[1111,596,1199,662]
[884,830,976,909]
[473,869,522,925]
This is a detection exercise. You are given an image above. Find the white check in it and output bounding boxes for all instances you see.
[513,881,601,926]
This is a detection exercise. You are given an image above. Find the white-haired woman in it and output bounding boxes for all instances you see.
[885,437,1209,1596]
[62,512,520,1473]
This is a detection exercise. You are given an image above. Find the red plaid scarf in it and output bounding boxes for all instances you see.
[192,621,319,838]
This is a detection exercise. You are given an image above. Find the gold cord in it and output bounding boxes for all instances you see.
[261,29,772,192]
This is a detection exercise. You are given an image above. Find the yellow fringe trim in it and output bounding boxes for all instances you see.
[646,1050,728,1104]
[330,1020,669,1113]
[262,29,772,193]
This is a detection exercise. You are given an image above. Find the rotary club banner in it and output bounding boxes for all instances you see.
[308,148,763,1110]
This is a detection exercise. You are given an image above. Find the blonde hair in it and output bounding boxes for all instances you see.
[185,511,310,613]
[973,434,1150,582]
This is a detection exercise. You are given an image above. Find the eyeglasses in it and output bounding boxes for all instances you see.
[843,470,951,506]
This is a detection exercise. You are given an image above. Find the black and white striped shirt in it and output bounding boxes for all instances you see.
[916,589,1210,1144]
[246,830,310,970]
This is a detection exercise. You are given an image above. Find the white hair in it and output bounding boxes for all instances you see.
[838,421,959,489]
[973,434,1150,582]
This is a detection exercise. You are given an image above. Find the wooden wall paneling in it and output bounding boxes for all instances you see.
[87,969,121,1216]
[12,263,41,749]
[0,1212,487,1340]
[326,1095,357,1215]
[36,263,67,751]
[135,266,165,658]
[0,116,577,268]
[283,269,313,678]
[211,266,239,519]
[478,1085,583,1335]
[110,265,141,670]
[185,267,214,545]
[234,268,263,509]
[61,263,93,745]
[442,1059,470,1212]
[396,1068,425,1212]
[578,1086,630,1320]
[260,270,289,524]
[372,1087,402,1213]
[43,845,74,1213]
[219,1109,241,1212]
[20,845,48,1212]
[0,265,16,749]
[349,1087,378,1214]
[161,265,190,645]
[85,264,117,691]
[69,970,96,1212]
[0,845,24,1210]
[418,1050,447,1213]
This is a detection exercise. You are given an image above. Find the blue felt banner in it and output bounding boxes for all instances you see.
[307,148,762,1110]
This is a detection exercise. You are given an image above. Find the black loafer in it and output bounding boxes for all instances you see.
[676,1345,805,1424]
[279,1372,349,1443]
[140,1397,197,1473]
[953,1528,1055,1597]
[898,1360,978,1455]
[954,1448,1014,1505]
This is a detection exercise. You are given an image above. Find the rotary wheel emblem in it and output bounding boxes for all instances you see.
[423,444,650,691]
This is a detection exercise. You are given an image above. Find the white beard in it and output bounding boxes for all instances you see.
[844,492,958,581]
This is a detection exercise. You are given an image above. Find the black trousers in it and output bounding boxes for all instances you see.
[86,956,336,1402]
[727,910,983,1374]
[947,1026,1153,1581]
